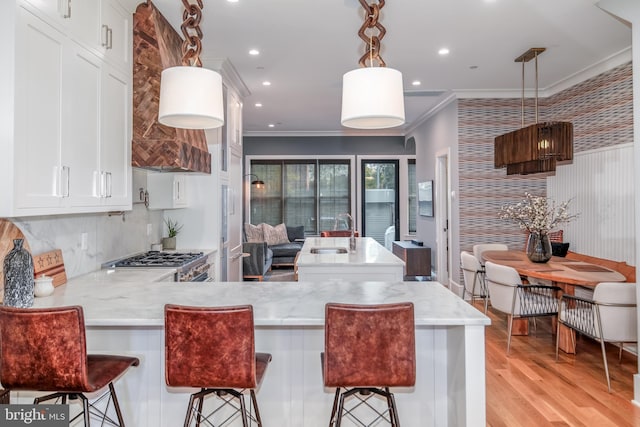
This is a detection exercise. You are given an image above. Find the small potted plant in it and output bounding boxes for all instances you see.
[162,218,182,250]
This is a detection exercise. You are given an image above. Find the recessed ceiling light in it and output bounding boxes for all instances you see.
[255,103,263,107]
[227,0,239,3]
[262,81,271,86]
[412,80,421,86]
[249,49,259,56]
[438,48,450,56]
[268,124,275,128]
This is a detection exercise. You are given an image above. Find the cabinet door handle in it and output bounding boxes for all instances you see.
[62,166,70,198]
[107,27,113,50]
[99,171,106,197]
[101,25,109,48]
[62,0,71,18]
[107,172,112,198]
[176,180,180,200]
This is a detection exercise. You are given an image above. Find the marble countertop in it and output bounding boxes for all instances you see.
[296,237,404,267]
[32,279,490,328]
[67,267,177,284]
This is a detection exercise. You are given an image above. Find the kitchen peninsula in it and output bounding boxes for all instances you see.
[28,279,490,427]
[296,236,405,281]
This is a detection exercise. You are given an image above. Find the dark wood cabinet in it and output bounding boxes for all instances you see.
[392,241,431,278]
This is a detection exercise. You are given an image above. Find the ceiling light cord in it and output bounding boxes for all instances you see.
[358,0,386,68]
[521,60,525,128]
[180,0,204,67]
[534,50,539,124]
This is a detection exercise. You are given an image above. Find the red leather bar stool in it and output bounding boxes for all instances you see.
[322,302,416,427]
[165,304,272,426]
[0,305,139,426]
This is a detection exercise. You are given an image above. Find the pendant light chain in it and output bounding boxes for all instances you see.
[358,0,386,67]
[180,0,204,67]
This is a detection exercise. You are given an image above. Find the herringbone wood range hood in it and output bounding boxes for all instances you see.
[131,1,211,173]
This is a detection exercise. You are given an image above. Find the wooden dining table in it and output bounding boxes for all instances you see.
[482,250,627,353]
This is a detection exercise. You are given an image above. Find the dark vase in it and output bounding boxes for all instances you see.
[526,232,552,263]
[3,239,34,308]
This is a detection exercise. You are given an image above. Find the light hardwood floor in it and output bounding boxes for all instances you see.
[482,302,640,426]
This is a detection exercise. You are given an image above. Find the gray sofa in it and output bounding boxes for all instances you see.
[243,225,305,280]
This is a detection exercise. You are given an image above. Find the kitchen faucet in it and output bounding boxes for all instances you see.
[334,213,357,252]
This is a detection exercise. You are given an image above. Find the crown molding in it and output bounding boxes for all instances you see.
[243,128,406,138]
[453,47,631,99]
[201,56,251,98]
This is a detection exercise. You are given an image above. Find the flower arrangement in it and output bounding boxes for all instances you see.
[165,218,183,238]
[499,193,578,235]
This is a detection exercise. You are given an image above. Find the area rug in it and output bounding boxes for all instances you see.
[264,268,296,282]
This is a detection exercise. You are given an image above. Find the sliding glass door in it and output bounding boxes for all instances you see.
[361,160,399,246]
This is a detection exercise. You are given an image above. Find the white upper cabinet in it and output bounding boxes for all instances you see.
[100,66,131,206]
[147,174,188,210]
[228,90,243,149]
[100,0,130,72]
[13,7,65,211]
[62,42,102,208]
[21,0,101,49]
[0,1,132,217]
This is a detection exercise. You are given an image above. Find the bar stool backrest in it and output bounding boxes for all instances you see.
[165,304,257,389]
[0,306,90,391]
[320,230,359,237]
[323,302,416,388]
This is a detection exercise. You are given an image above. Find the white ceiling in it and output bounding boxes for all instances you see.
[149,0,632,137]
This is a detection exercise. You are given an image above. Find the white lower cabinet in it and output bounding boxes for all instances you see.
[2,3,131,217]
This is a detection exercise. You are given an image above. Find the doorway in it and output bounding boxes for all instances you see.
[361,160,400,246]
[435,149,451,287]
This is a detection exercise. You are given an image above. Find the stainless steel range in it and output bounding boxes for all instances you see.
[106,251,210,282]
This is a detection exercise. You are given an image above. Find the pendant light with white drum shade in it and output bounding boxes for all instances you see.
[158,0,224,130]
[341,0,405,130]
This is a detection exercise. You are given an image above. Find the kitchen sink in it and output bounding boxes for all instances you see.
[310,247,348,254]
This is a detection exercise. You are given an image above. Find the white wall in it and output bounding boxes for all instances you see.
[548,144,635,264]
[407,99,459,282]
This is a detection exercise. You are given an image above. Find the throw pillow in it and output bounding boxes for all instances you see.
[286,225,305,242]
[262,223,290,246]
[245,223,264,243]
[548,230,564,243]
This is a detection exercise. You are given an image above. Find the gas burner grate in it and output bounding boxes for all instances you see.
[112,252,205,268]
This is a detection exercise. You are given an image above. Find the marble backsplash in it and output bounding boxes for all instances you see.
[11,203,164,279]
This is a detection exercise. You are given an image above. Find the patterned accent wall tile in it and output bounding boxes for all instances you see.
[544,62,634,152]
[456,62,633,283]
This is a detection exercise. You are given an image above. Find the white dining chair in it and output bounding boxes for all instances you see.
[556,282,637,392]
[485,261,561,354]
[460,251,489,313]
[472,243,509,266]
